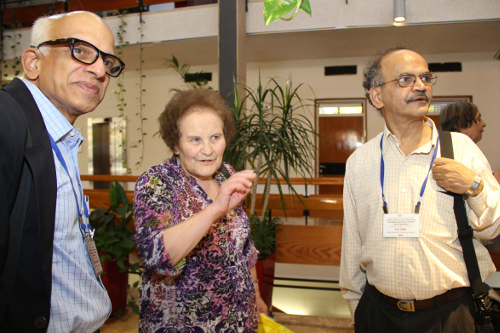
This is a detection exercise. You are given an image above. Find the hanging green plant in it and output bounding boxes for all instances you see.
[263,0,312,26]
[132,6,147,169]
[2,32,22,85]
[113,10,131,174]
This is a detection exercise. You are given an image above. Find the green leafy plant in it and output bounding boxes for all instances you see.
[225,74,318,261]
[166,54,213,91]
[88,181,142,314]
[249,215,281,261]
[264,0,312,26]
[224,73,317,221]
[495,51,500,61]
[88,181,135,272]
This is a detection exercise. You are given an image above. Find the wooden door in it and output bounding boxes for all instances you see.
[317,115,364,194]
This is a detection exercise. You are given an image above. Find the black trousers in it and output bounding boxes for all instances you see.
[354,284,475,333]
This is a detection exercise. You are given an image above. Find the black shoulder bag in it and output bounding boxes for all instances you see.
[440,130,500,333]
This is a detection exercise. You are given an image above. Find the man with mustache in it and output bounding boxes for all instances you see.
[0,11,125,333]
[340,46,500,332]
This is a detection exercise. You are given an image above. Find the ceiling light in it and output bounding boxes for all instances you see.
[394,0,406,22]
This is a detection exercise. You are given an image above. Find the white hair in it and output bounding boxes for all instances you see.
[31,13,65,47]
[31,11,103,46]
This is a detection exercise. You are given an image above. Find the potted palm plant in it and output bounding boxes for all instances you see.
[225,73,318,310]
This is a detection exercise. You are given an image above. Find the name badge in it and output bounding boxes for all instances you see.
[85,235,104,277]
[383,213,420,238]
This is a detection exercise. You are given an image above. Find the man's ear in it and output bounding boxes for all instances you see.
[21,48,40,81]
[369,86,384,110]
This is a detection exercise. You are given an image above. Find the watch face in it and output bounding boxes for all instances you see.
[464,174,481,199]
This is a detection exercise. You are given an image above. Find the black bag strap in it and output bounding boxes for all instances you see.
[219,163,231,180]
[3,127,33,302]
[439,130,486,297]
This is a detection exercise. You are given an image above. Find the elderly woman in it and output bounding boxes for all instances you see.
[134,89,268,332]
[439,101,486,143]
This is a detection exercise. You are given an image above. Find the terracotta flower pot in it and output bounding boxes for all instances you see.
[255,252,276,311]
[99,254,129,316]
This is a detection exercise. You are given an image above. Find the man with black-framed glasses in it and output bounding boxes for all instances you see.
[0,11,124,333]
[340,46,500,332]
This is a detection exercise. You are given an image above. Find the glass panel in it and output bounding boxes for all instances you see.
[319,107,338,115]
[428,102,449,114]
[318,104,363,115]
[339,106,363,114]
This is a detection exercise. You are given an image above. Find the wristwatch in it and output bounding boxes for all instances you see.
[463,174,482,199]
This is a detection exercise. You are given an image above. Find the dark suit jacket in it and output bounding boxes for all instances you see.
[0,78,57,333]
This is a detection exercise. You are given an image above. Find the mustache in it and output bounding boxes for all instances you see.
[405,92,429,104]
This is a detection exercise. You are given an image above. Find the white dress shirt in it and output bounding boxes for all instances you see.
[340,118,500,318]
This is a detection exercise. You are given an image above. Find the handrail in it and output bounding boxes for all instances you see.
[81,174,344,186]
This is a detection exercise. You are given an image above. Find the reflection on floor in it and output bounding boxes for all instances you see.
[273,280,351,319]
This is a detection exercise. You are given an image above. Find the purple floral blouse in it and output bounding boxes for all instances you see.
[134,158,259,333]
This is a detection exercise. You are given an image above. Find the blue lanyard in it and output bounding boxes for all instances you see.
[48,134,90,229]
[380,133,439,214]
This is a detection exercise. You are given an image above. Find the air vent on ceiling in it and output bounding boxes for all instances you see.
[428,62,462,72]
[325,65,357,76]
[184,72,212,82]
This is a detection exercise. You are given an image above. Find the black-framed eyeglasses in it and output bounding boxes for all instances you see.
[34,37,125,77]
[376,73,438,88]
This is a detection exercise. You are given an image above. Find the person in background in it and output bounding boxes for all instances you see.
[133,89,268,332]
[0,11,125,333]
[439,101,500,183]
[340,46,500,333]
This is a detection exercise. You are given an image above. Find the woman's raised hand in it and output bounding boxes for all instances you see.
[213,170,256,215]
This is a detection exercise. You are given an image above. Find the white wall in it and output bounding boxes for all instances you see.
[77,51,500,178]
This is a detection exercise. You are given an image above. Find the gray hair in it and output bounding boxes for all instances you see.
[362,45,412,111]
[439,101,478,132]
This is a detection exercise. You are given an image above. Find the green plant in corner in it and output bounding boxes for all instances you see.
[495,50,500,61]
[88,181,142,314]
[88,181,135,272]
[224,74,318,260]
[225,74,317,220]
[249,215,281,261]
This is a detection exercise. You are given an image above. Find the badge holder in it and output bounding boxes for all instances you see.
[81,197,103,277]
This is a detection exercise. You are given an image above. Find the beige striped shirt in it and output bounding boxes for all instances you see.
[340,118,500,317]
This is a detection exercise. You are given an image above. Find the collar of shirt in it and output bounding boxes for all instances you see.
[22,79,84,148]
[382,117,438,157]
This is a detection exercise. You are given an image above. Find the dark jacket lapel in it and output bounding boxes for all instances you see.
[2,78,57,299]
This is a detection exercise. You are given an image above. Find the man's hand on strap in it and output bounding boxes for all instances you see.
[432,157,484,197]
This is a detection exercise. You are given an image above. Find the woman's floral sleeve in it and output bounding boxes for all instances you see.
[133,170,185,276]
